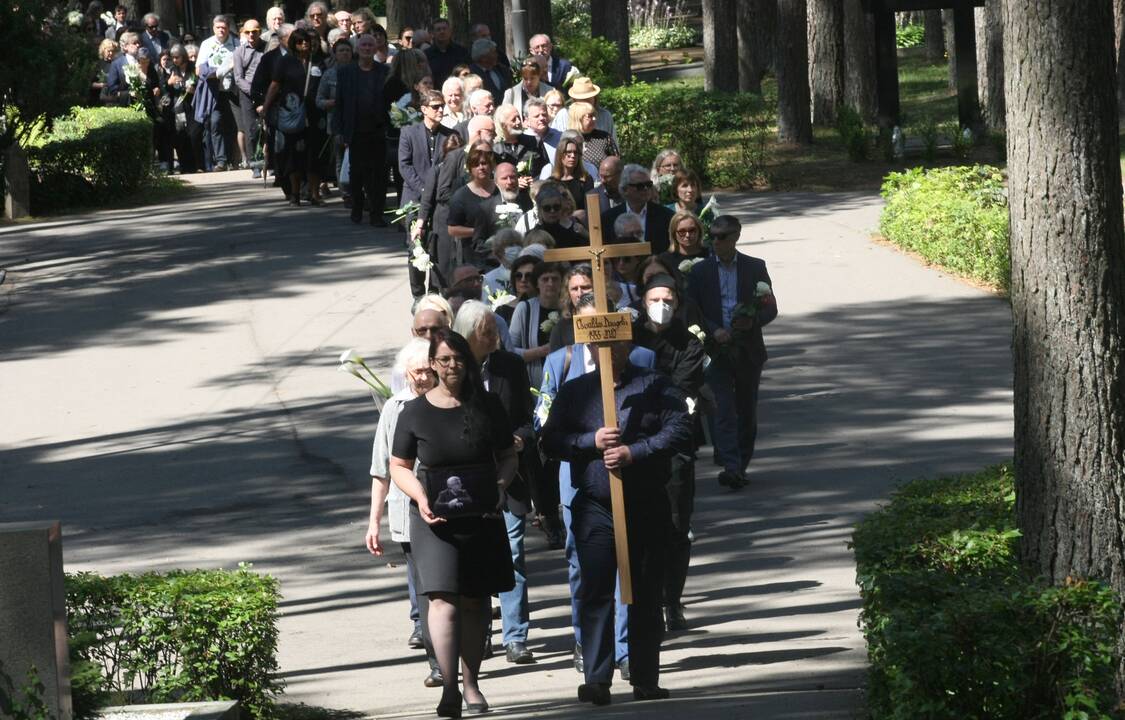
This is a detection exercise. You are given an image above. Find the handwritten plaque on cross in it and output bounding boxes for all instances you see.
[544,192,651,604]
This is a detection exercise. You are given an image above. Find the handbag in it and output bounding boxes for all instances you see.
[276,59,312,133]
[419,463,499,519]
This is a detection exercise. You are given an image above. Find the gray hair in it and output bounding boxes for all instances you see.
[413,293,454,325]
[183,43,199,57]
[524,97,547,115]
[650,148,682,178]
[169,42,187,58]
[277,23,295,41]
[493,103,519,128]
[470,38,496,61]
[619,163,649,196]
[468,88,492,111]
[614,212,643,238]
[211,14,229,27]
[529,33,551,47]
[119,30,140,46]
[451,300,495,340]
[441,76,464,95]
[142,12,158,24]
[393,337,432,377]
[327,27,344,44]
[305,1,328,19]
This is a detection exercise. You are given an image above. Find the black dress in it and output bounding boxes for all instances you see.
[447,183,502,263]
[392,392,516,597]
[273,54,329,178]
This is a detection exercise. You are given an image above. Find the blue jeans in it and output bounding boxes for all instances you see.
[205,104,227,167]
[498,509,528,645]
[705,354,762,475]
[561,463,628,662]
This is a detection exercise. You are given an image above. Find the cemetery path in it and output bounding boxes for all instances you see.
[0,175,1013,718]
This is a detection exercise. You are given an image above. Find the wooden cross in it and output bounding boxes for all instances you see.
[544,192,651,604]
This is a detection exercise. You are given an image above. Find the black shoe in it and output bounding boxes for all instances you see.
[617,659,630,682]
[665,605,687,632]
[483,635,494,659]
[464,697,489,715]
[505,641,534,664]
[577,683,611,706]
[408,628,425,649]
[350,213,363,224]
[423,667,443,687]
[718,470,745,490]
[436,689,462,718]
[491,605,501,620]
[573,644,584,673]
[632,685,670,701]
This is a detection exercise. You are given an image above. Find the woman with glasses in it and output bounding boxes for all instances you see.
[543,88,566,121]
[260,27,328,206]
[666,212,709,263]
[567,101,617,167]
[509,261,564,389]
[390,328,517,717]
[531,183,585,249]
[447,141,503,266]
[540,131,596,221]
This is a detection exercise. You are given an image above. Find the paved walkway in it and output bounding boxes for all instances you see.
[0,174,1013,718]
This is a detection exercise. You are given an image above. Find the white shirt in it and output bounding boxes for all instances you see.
[197,34,237,76]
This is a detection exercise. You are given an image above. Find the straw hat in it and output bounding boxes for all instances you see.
[568,76,601,100]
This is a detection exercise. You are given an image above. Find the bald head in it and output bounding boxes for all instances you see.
[467,115,495,143]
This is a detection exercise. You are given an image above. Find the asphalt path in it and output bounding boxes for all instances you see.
[0,172,1014,718]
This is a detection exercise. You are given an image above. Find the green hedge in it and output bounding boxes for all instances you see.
[66,565,282,719]
[26,106,153,213]
[879,165,1010,292]
[852,465,1123,719]
[600,81,771,188]
[554,35,619,87]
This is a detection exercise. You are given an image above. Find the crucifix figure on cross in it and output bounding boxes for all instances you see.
[544,192,652,603]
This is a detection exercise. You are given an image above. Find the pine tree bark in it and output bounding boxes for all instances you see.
[1116,0,1125,114]
[527,0,552,38]
[591,0,630,83]
[1003,0,1125,690]
[843,0,876,119]
[703,0,739,91]
[737,0,776,93]
[386,1,435,38]
[807,0,844,125]
[777,0,812,143]
[923,9,944,62]
[470,0,505,51]
[975,1,1004,130]
[943,9,957,89]
[445,0,471,46]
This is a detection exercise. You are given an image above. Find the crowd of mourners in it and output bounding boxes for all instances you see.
[85,5,777,715]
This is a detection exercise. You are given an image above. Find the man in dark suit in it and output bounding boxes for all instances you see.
[530,33,574,88]
[687,215,778,489]
[423,17,471,85]
[140,13,172,57]
[105,31,142,99]
[603,164,675,255]
[469,38,509,107]
[398,89,453,206]
[336,34,391,225]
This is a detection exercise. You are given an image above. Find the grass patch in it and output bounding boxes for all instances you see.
[853,465,1124,719]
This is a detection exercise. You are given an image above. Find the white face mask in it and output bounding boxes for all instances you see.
[646,300,673,326]
[503,245,522,266]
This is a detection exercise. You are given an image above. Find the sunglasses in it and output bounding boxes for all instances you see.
[427,104,445,110]
[512,271,533,280]
[402,35,413,40]
[539,203,562,212]
[628,181,654,190]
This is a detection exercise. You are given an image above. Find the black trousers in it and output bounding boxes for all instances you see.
[572,490,668,687]
[664,454,695,609]
[348,130,388,222]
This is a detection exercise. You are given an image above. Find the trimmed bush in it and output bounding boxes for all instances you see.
[600,81,772,187]
[879,165,1010,291]
[66,565,283,720]
[852,465,1123,719]
[26,106,153,213]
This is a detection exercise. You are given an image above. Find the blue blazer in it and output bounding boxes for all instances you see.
[105,55,131,96]
[546,55,574,87]
[687,252,777,367]
[398,122,452,204]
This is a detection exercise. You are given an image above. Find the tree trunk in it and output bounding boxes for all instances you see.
[738,0,776,93]
[152,0,177,33]
[943,8,957,89]
[471,0,505,51]
[4,145,30,220]
[386,0,435,38]
[843,0,876,119]
[446,0,471,46]
[807,0,845,125]
[527,0,552,38]
[591,0,630,84]
[1003,0,1125,691]
[975,1,1004,130]
[777,0,812,143]
[703,0,739,91]
[1116,0,1125,114]
[923,9,944,62]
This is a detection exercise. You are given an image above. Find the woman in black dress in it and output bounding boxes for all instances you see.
[541,130,595,221]
[260,28,327,206]
[390,329,517,717]
[447,141,503,267]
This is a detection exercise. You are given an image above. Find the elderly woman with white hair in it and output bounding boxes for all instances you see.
[451,300,539,666]
[440,76,467,127]
[367,337,442,687]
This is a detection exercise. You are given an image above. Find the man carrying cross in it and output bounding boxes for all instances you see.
[540,193,692,705]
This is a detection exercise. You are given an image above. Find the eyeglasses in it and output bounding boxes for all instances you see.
[539,203,562,212]
[676,228,699,237]
[146,24,159,29]
[402,34,413,40]
[627,181,654,190]
[512,271,533,280]
[434,355,465,368]
[426,104,445,110]
[309,11,325,17]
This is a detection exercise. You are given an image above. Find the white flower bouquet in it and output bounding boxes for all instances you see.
[494,202,523,228]
[338,349,392,409]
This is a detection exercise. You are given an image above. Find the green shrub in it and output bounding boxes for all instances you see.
[26,106,153,213]
[554,35,619,86]
[879,164,1010,291]
[600,81,772,186]
[66,565,282,720]
[852,465,1123,719]
[896,23,925,48]
[629,24,698,50]
[835,105,870,162]
[552,0,591,40]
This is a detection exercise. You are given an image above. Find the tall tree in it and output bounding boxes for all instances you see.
[737,0,776,93]
[527,0,552,38]
[386,0,435,38]
[777,0,812,143]
[974,1,1004,130]
[923,9,944,62]
[703,0,739,91]
[1116,0,1125,114]
[591,0,630,84]
[943,9,957,89]
[470,0,506,52]
[807,0,845,125]
[1003,0,1125,686]
[842,0,876,119]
